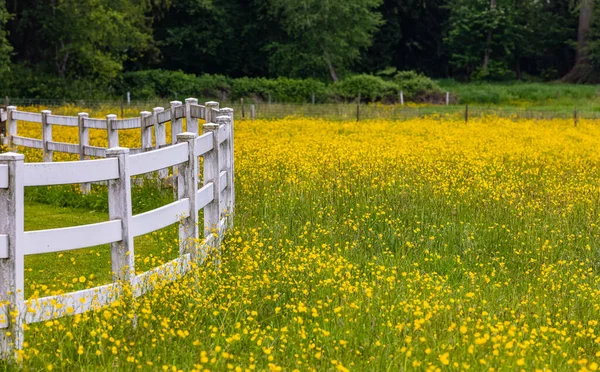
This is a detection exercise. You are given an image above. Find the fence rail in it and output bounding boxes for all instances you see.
[0,99,235,358]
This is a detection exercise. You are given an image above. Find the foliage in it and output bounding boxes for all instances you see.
[9,111,600,370]
[333,74,398,101]
[267,0,383,81]
[394,70,443,98]
[0,0,12,75]
[8,0,154,81]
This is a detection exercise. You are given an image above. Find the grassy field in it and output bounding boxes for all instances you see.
[4,112,600,370]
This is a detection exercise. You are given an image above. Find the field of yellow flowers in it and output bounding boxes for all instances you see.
[5,108,600,371]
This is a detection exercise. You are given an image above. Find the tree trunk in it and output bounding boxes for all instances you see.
[482,0,497,71]
[324,50,339,82]
[562,0,598,83]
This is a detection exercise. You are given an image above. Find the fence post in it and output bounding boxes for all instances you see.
[446,92,450,105]
[185,98,199,134]
[250,104,255,121]
[6,107,16,150]
[219,108,235,227]
[312,92,316,105]
[574,107,578,127]
[203,122,221,264]
[41,110,52,162]
[153,107,168,179]
[465,105,469,124]
[176,132,199,259]
[140,111,152,152]
[106,114,118,148]
[170,101,183,144]
[400,91,404,105]
[205,101,219,123]
[106,148,135,289]
[78,113,91,194]
[241,98,245,119]
[0,153,25,356]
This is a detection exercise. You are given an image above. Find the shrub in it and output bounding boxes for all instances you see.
[119,70,231,100]
[394,70,443,99]
[231,77,328,103]
[333,74,399,102]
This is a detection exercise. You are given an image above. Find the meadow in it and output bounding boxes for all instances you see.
[3,110,600,371]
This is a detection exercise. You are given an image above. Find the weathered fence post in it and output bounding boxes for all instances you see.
[446,92,450,105]
[465,105,469,124]
[250,105,256,121]
[400,91,404,105]
[153,107,166,149]
[6,107,16,150]
[78,113,91,194]
[185,98,199,134]
[41,110,53,162]
[203,122,221,264]
[140,111,152,152]
[176,132,199,259]
[0,153,25,356]
[153,107,168,179]
[170,101,183,144]
[241,98,245,119]
[106,148,135,288]
[205,101,219,123]
[220,108,235,227]
[574,107,578,127]
[106,114,119,148]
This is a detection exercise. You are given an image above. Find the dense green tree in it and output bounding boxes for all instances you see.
[151,0,281,77]
[7,0,154,81]
[0,0,12,74]
[267,0,383,81]
[362,0,450,77]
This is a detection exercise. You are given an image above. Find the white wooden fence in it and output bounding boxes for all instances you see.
[0,99,234,357]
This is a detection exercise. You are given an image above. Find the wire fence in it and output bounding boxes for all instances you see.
[2,97,599,122]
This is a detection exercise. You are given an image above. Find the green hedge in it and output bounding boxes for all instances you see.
[2,66,444,104]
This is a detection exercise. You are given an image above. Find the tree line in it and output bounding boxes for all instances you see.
[0,0,598,97]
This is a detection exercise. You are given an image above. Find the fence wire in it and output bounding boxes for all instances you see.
[2,98,598,122]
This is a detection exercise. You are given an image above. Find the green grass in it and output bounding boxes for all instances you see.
[23,199,180,298]
[437,79,600,108]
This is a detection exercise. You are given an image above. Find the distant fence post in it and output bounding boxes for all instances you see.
[78,113,91,194]
[176,132,199,259]
[219,108,235,226]
[250,104,256,121]
[127,92,131,105]
[153,107,168,179]
[312,92,316,105]
[446,92,450,105]
[185,98,199,134]
[574,107,578,127]
[465,105,469,124]
[6,107,16,150]
[106,148,135,289]
[0,152,25,356]
[41,110,52,162]
[140,111,152,152]
[400,91,404,105]
[106,114,119,148]
[241,98,245,119]
[203,122,221,264]
[205,101,219,123]
[170,101,183,145]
